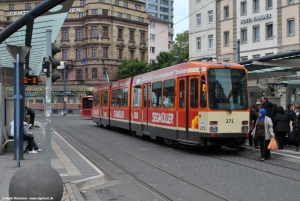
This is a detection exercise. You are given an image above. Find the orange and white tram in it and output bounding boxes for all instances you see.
[92,61,249,148]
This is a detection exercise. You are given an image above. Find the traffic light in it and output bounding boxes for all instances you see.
[51,43,61,83]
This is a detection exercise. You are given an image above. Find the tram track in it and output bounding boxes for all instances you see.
[51,122,230,201]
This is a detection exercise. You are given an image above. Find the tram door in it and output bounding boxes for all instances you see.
[178,77,190,140]
[142,83,151,133]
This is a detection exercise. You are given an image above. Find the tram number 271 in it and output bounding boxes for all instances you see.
[226,119,234,123]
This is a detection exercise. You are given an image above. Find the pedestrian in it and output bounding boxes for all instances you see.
[273,106,289,149]
[261,96,274,118]
[249,105,256,146]
[25,106,35,128]
[250,101,261,149]
[289,102,300,152]
[285,104,294,147]
[24,116,42,152]
[251,109,275,161]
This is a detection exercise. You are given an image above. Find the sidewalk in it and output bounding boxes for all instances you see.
[0,121,107,200]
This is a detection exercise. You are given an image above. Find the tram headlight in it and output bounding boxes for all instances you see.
[241,126,248,132]
[210,126,218,132]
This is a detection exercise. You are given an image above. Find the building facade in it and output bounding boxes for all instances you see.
[189,0,217,60]
[0,0,149,113]
[145,0,174,48]
[148,15,170,63]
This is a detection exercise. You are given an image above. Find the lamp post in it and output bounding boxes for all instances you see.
[237,39,240,62]
[63,62,66,116]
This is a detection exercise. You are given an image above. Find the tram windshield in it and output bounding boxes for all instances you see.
[207,69,248,110]
[82,97,93,109]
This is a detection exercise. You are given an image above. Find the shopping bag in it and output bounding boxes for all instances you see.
[268,136,278,150]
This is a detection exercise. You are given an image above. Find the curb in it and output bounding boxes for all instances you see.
[71,175,107,191]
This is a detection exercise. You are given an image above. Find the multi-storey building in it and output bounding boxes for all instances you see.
[146,0,174,49]
[189,0,217,60]
[0,0,148,113]
[148,15,170,63]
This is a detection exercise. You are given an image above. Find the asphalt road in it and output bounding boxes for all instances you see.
[37,115,300,201]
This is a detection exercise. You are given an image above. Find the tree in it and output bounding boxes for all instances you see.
[148,51,177,71]
[170,30,189,61]
[117,58,147,80]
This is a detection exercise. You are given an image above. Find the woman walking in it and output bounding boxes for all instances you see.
[252,109,275,161]
[273,106,289,149]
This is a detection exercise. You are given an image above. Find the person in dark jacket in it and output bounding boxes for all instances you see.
[285,104,294,146]
[273,106,289,149]
[250,102,261,148]
[289,102,300,152]
[25,106,35,128]
[261,96,274,118]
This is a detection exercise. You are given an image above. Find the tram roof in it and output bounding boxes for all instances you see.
[0,0,74,85]
[238,49,300,84]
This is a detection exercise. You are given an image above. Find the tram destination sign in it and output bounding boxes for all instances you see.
[241,14,271,24]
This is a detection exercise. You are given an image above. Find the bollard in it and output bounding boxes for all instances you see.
[9,163,63,201]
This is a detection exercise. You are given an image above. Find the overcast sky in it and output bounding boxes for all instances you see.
[173,0,189,38]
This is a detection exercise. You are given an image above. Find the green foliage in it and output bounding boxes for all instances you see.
[170,30,189,61]
[117,58,147,80]
[147,51,177,71]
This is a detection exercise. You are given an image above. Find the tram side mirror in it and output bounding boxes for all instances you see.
[202,84,206,92]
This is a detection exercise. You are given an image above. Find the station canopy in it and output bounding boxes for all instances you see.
[0,0,74,84]
[238,50,300,86]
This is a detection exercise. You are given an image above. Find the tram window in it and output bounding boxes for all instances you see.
[133,85,141,107]
[116,89,122,107]
[111,90,117,107]
[122,88,128,107]
[83,98,92,109]
[152,81,162,108]
[103,91,108,107]
[200,76,207,108]
[163,79,175,108]
[179,80,185,108]
[93,93,100,107]
[190,78,199,108]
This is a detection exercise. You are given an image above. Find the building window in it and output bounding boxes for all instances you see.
[85,27,88,38]
[99,0,105,2]
[288,0,294,4]
[148,5,157,11]
[140,32,145,43]
[135,4,141,10]
[76,29,82,40]
[253,54,260,58]
[138,17,144,22]
[241,56,248,61]
[80,0,87,6]
[76,69,82,80]
[92,9,98,15]
[266,23,273,39]
[160,14,169,20]
[85,48,88,58]
[35,2,41,7]
[224,6,229,19]
[79,12,85,18]
[7,17,12,22]
[124,1,128,7]
[102,9,108,15]
[160,7,169,12]
[150,22,155,28]
[9,4,14,10]
[102,26,108,38]
[85,68,88,79]
[265,52,273,56]
[267,0,272,9]
[92,68,97,79]
[241,28,247,43]
[126,14,131,20]
[118,29,123,40]
[288,18,295,36]
[161,0,169,5]
[149,12,157,17]
[76,49,82,60]
[208,35,213,49]
[114,0,119,5]
[62,49,68,60]
[224,31,229,46]
[208,10,213,23]
[150,34,155,41]
[118,49,123,60]
[92,47,98,58]
[25,3,31,10]
[197,37,201,50]
[253,26,260,41]
[253,0,259,12]
[130,51,134,59]
[241,1,247,15]
[118,12,122,18]
[141,52,145,62]
[62,30,69,40]
[102,47,108,58]
[130,30,135,42]
[92,26,98,37]
[196,13,201,26]
[150,47,155,53]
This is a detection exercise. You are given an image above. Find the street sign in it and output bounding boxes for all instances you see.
[57,61,65,69]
